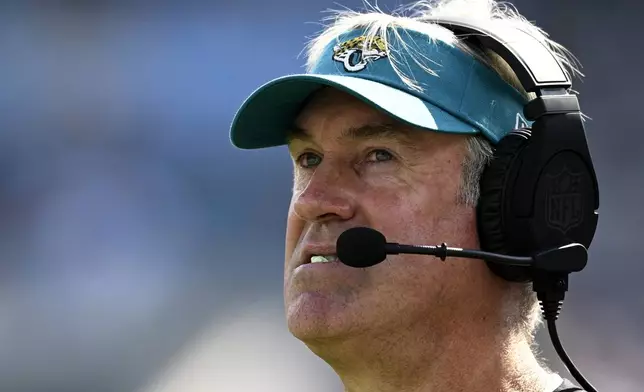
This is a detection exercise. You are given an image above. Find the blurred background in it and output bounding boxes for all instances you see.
[0,0,642,391]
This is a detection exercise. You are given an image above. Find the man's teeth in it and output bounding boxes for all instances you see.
[310,255,339,264]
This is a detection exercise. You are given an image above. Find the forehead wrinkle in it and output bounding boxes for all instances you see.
[338,123,420,149]
[287,122,425,153]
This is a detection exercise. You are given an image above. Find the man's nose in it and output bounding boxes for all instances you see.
[292,166,356,223]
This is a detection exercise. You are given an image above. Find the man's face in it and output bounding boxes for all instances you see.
[284,88,500,344]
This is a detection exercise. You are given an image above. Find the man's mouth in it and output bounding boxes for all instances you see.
[309,254,339,264]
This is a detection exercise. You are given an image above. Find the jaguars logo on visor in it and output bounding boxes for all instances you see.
[332,35,388,72]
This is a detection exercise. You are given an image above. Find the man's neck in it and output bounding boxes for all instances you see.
[306,320,554,392]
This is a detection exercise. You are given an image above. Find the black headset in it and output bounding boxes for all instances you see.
[434,18,600,283]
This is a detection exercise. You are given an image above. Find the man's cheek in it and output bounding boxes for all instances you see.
[365,187,428,223]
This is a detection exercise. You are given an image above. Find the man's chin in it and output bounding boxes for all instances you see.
[285,291,361,342]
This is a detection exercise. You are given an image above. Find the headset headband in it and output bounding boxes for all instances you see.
[434,17,572,94]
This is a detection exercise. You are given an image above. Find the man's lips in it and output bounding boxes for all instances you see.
[298,244,339,267]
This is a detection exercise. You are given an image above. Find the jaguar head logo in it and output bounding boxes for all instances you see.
[332,35,388,72]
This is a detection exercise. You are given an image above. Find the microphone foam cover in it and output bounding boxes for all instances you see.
[336,227,387,268]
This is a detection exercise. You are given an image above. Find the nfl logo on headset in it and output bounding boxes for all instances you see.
[545,166,584,233]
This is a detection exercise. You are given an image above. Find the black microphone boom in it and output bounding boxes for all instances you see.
[388,242,535,266]
[336,227,588,274]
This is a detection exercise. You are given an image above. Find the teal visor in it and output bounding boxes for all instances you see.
[230,27,530,149]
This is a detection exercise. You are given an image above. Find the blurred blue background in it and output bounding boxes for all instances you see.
[0,1,642,391]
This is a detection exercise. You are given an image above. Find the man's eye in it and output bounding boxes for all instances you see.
[366,149,394,163]
[296,152,322,168]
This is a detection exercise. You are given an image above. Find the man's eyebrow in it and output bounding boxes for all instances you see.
[287,123,421,150]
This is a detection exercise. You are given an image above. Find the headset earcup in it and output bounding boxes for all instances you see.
[477,130,533,282]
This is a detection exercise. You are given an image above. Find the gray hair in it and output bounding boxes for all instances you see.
[304,0,583,342]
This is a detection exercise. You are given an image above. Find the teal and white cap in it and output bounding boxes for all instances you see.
[230,27,531,149]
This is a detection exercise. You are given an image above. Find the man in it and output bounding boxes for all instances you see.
[230,0,586,391]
